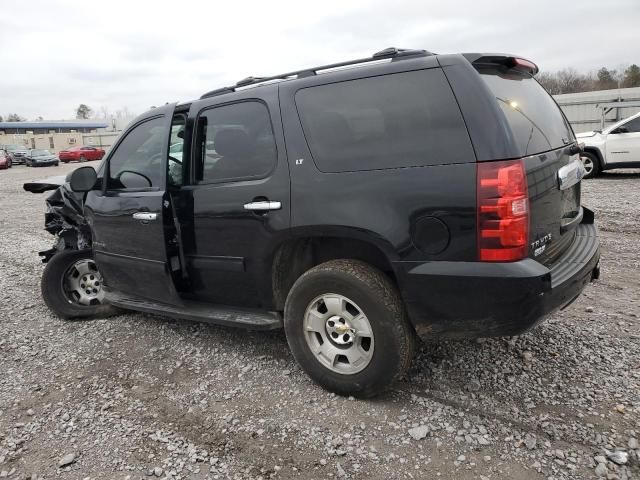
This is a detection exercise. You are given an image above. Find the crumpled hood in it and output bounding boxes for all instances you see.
[23,176,90,252]
[23,175,67,193]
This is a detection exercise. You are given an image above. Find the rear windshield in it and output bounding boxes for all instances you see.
[478,67,574,156]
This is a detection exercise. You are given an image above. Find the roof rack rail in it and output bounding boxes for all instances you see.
[200,47,432,99]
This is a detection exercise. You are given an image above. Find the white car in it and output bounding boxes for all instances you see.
[576,112,640,178]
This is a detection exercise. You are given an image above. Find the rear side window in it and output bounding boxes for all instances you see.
[478,67,574,156]
[295,69,474,172]
[620,116,640,133]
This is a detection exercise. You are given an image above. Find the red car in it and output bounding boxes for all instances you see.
[58,146,105,163]
[0,150,11,169]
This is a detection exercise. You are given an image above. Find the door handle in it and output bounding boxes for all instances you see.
[132,212,157,221]
[243,201,282,211]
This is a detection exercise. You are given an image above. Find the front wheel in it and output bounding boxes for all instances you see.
[580,152,600,179]
[284,259,415,398]
[41,249,118,320]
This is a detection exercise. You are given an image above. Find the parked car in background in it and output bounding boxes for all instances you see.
[0,150,11,169]
[3,144,28,164]
[58,146,106,163]
[24,149,59,167]
[577,111,640,178]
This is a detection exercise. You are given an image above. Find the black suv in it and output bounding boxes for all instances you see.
[26,48,600,397]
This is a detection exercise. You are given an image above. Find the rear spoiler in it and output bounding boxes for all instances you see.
[462,53,539,75]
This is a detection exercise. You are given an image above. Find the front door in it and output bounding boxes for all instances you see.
[179,95,290,308]
[84,104,182,304]
[606,115,640,164]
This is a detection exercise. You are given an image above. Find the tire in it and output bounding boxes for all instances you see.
[284,259,415,398]
[41,249,118,320]
[580,151,600,179]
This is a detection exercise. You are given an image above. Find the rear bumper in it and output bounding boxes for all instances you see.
[395,214,600,339]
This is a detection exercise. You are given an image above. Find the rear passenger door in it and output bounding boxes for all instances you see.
[182,92,290,308]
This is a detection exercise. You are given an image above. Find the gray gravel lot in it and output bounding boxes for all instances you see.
[0,163,638,480]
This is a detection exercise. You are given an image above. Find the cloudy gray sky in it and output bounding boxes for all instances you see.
[1,0,638,120]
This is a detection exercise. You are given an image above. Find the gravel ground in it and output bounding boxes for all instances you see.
[0,163,638,480]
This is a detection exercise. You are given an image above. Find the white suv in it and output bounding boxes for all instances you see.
[576,111,640,178]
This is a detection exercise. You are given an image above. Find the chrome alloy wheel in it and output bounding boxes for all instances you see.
[303,294,375,375]
[580,154,594,175]
[63,258,105,306]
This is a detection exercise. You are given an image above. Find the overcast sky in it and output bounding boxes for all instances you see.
[1,0,638,120]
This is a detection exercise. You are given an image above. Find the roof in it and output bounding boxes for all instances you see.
[0,121,108,129]
[200,47,433,99]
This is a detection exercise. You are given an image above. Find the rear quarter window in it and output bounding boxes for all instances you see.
[478,67,574,156]
[295,69,474,173]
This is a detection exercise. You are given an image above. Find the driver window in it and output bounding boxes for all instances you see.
[106,116,165,190]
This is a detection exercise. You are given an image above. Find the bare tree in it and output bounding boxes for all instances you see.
[536,72,562,95]
[554,68,590,94]
[98,106,111,119]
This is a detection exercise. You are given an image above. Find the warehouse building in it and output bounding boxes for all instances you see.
[554,87,640,133]
[0,120,109,154]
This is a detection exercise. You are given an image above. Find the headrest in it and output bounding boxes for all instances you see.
[214,129,254,158]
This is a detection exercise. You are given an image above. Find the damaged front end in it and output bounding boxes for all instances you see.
[24,176,92,263]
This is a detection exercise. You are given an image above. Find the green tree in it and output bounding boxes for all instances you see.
[596,68,618,89]
[6,113,25,122]
[623,64,640,87]
[75,104,93,119]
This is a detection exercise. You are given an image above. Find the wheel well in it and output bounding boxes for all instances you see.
[271,237,395,310]
[583,147,604,166]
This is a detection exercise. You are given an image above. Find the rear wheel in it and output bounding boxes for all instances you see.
[284,259,415,398]
[41,249,117,319]
[580,151,600,178]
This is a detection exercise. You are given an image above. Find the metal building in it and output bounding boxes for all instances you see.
[554,87,640,133]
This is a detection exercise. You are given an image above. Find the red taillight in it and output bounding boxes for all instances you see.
[477,159,529,262]
[508,57,539,75]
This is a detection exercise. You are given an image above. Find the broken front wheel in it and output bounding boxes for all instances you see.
[41,249,118,320]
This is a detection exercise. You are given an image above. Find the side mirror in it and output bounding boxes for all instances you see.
[68,166,98,192]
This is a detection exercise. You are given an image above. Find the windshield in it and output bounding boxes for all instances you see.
[5,145,20,151]
[31,149,51,156]
[478,67,574,156]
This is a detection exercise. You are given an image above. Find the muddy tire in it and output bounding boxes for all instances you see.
[284,259,415,398]
[41,249,118,320]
